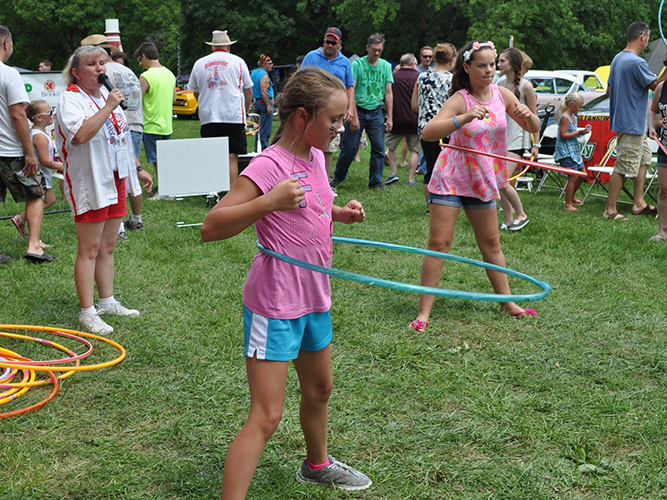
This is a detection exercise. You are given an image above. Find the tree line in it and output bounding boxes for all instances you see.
[1,0,661,79]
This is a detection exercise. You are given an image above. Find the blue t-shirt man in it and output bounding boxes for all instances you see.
[301,48,354,88]
[609,50,655,135]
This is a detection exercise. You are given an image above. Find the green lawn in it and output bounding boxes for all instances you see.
[1,119,666,499]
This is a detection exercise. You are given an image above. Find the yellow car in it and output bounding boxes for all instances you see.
[173,88,198,119]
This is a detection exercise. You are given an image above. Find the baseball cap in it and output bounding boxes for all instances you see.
[324,27,342,40]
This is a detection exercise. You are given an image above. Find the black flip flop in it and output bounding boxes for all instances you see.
[632,204,657,215]
[24,252,56,263]
[0,253,12,264]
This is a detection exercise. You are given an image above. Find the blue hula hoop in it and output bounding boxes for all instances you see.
[661,0,667,48]
[256,236,551,303]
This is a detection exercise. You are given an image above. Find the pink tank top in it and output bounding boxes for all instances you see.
[428,84,508,202]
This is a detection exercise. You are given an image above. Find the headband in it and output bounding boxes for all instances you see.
[463,41,497,62]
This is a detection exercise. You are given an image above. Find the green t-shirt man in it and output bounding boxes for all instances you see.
[141,66,176,135]
[352,56,394,111]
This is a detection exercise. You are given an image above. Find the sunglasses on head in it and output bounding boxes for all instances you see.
[324,39,339,45]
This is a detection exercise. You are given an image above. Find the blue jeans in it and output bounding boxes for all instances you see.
[254,98,274,151]
[130,130,143,159]
[333,105,385,188]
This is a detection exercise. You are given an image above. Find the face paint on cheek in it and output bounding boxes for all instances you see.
[329,125,337,140]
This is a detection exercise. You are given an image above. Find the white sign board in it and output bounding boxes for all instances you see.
[20,71,65,109]
[156,137,230,197]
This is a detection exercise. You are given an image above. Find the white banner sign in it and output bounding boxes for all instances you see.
[19,70,66,109]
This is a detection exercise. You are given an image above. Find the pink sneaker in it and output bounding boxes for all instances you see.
[409,319,428,332]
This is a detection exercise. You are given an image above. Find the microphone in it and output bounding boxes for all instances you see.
[98,73,128,110]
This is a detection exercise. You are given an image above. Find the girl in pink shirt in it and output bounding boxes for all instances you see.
[201,67,370,498]
[410,40,541,333]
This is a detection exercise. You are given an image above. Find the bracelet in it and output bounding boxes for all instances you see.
[136,166,144,172]
[453,115,461,129]
[532,143,540,148]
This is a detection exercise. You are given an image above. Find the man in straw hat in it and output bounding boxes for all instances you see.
[188,30,253,187]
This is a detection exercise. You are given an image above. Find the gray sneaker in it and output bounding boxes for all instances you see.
[124,218,144,231]
[296,455,372,491]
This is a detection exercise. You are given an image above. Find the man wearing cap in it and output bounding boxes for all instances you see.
[250,54,274,151]
[301,27,358,178]
[133,41,176,199]
[81,34,152,239]
[0,25,52,263]
[188,30,253,187]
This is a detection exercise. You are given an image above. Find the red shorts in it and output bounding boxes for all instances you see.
[74,172,128,223]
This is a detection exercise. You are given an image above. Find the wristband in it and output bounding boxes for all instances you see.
[532,143,540,148]
[453,115,461,129]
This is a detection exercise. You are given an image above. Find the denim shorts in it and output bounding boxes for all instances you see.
[243,305,332,362]
[428,192,496,209]
[559,156,585,171]
[143,133,171,163]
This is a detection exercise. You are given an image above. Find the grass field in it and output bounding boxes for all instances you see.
[1,118,666,500]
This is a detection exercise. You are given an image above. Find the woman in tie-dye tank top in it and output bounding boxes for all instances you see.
[408,40,541,333]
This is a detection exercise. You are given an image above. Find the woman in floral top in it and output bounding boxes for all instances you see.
[409,40,541,333]
[412,43,457,211]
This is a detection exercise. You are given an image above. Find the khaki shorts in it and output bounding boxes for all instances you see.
[385,133,422,153]
[325,134,341,154]
[613,133,652,177]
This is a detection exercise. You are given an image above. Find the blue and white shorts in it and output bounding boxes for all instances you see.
[243,305,332,362]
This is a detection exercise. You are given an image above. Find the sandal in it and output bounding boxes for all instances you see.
[11,215,27,239]
[511,307,537,318]
[409,319,428,333]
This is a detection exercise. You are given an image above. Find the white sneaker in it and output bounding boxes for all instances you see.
[79,312,114,335]
[97,301,140,318]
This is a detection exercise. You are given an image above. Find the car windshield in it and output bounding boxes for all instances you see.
[581,94,609,112]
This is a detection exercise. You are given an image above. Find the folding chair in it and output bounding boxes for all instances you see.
[582,136,653,205]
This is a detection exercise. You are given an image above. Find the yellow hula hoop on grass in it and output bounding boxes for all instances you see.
[0,347,35,402]
[0,334,80,388]
[0,325,125,372]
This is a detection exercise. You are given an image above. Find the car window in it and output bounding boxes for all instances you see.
[555,78,574,94]
[583,75,603,90]
[528,77,555,94]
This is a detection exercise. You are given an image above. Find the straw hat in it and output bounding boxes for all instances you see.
[80,34,120,53]
[206,30,237,46]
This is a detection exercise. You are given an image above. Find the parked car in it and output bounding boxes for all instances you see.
[524,70,599,108]
[173,88,198,119]
[556,70,606,92]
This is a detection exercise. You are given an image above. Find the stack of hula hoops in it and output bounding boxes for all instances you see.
[0,325,125,419]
